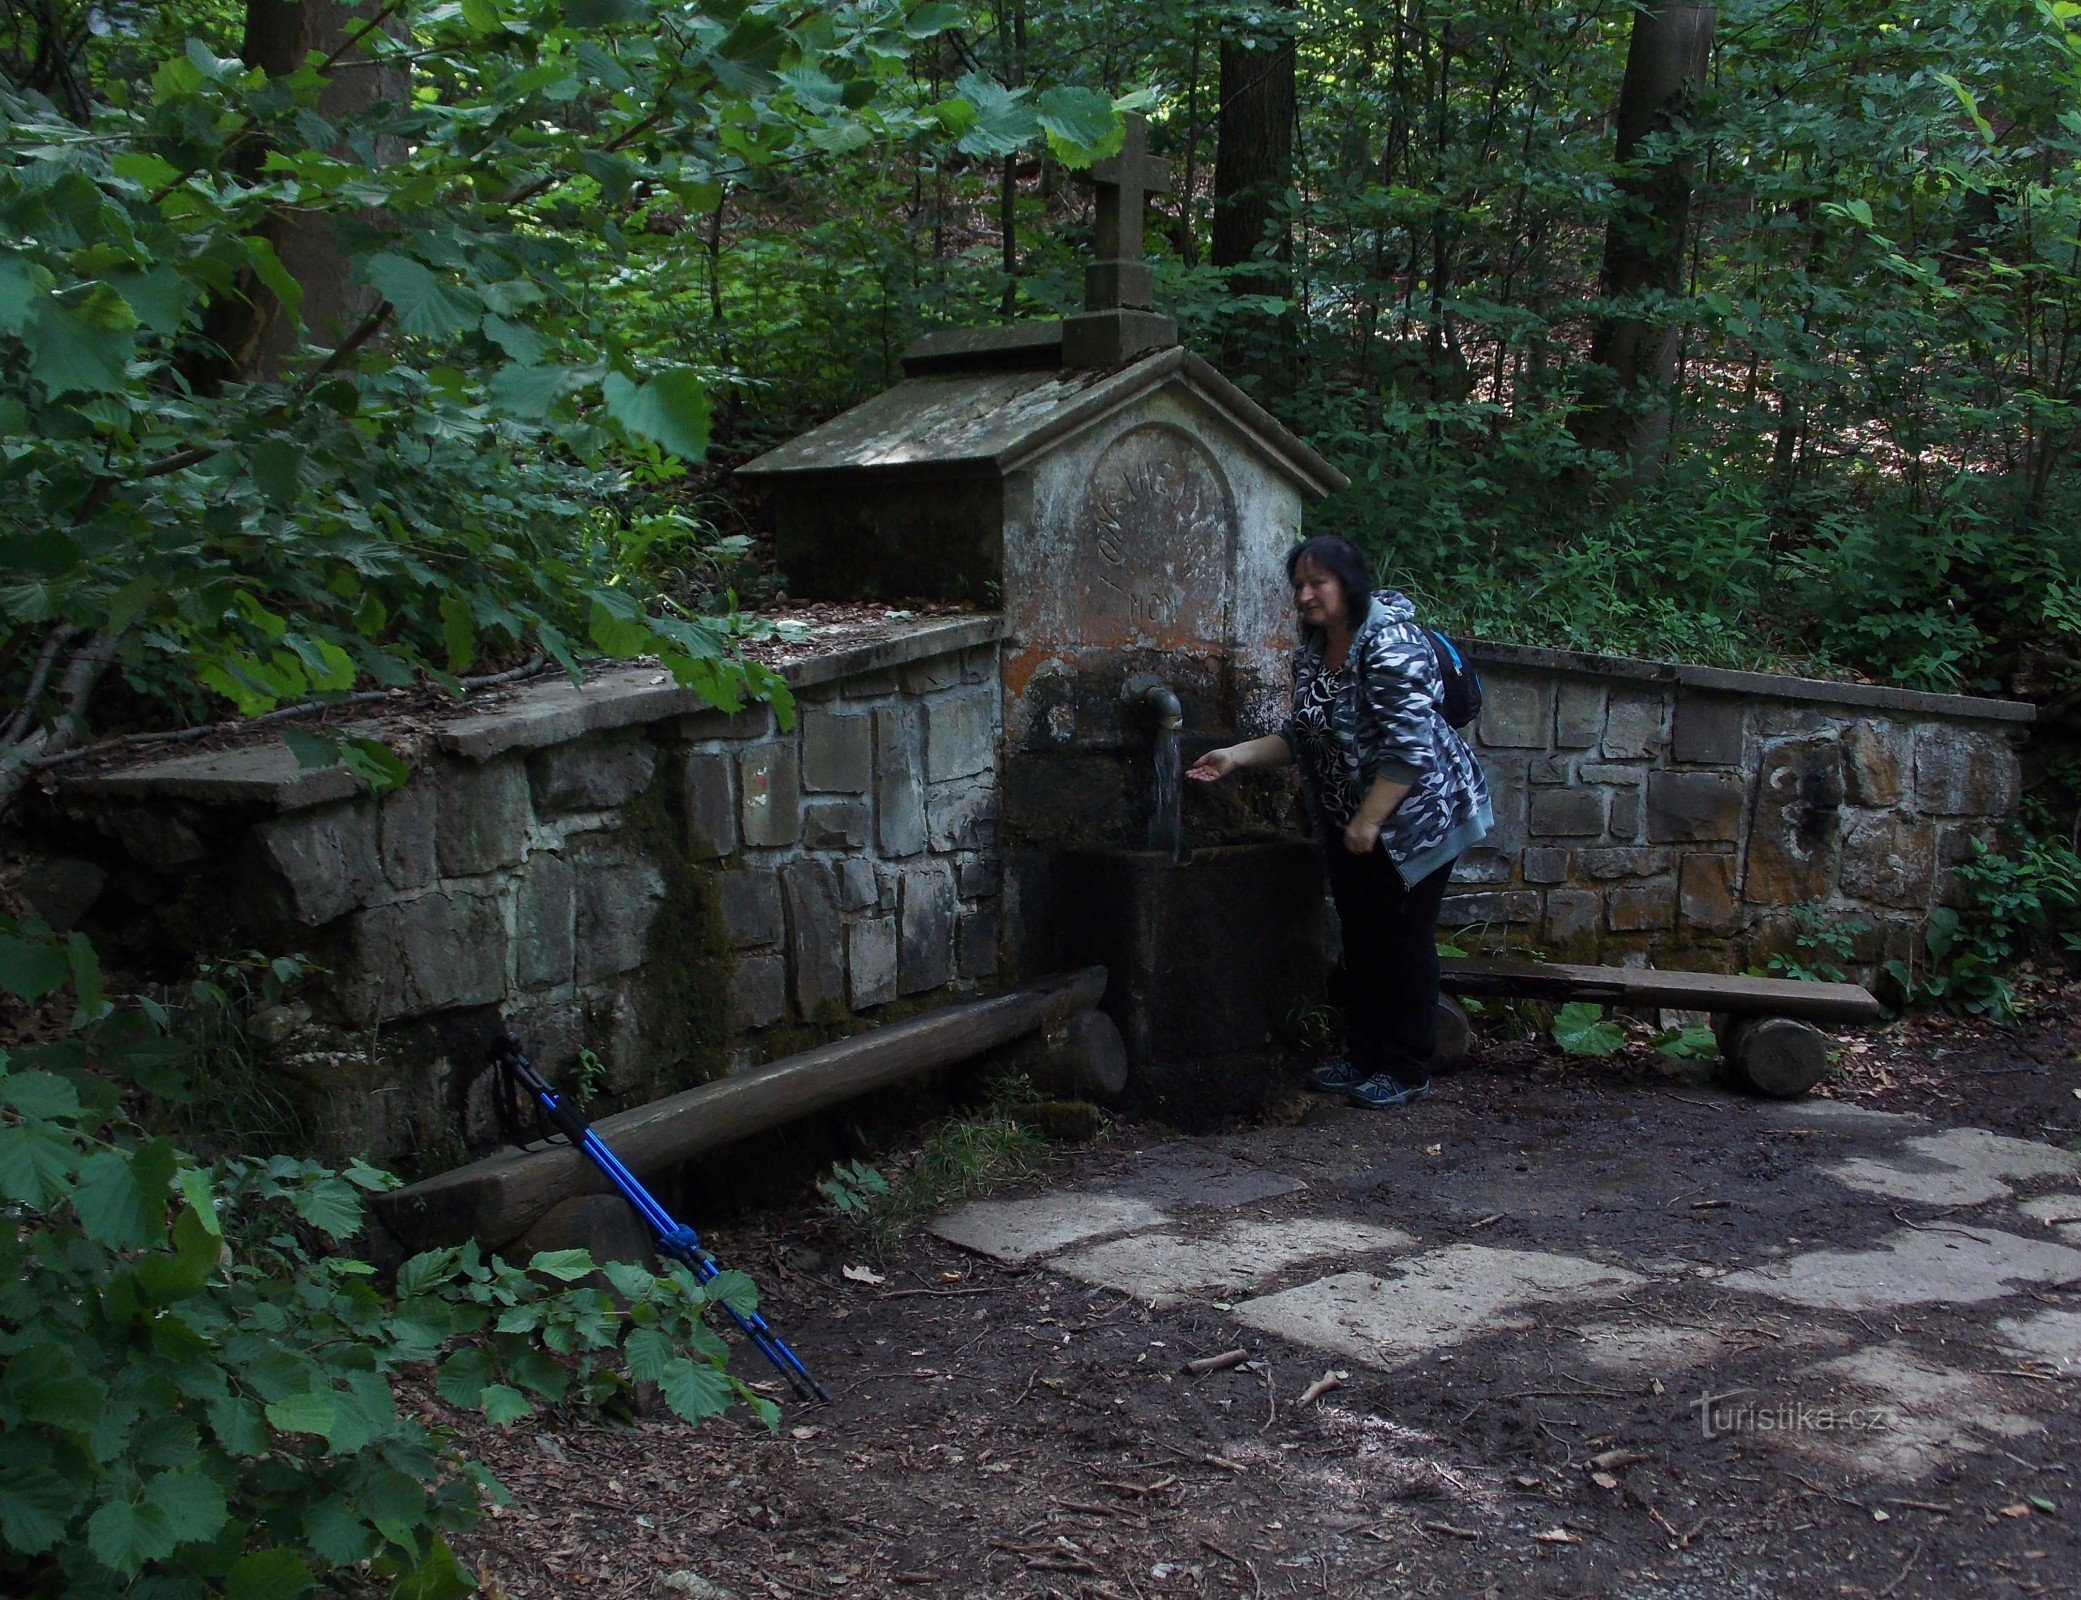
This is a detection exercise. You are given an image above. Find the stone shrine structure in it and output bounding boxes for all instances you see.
[739,118,1349,1112]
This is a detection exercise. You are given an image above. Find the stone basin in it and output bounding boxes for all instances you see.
[1046,841,1325,1125]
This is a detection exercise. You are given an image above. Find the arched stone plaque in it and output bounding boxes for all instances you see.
[1078,424,1235,649]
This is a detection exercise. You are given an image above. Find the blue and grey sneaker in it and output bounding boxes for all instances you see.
[1306,1058,1366,1093]
[1347,1073,1430,1110]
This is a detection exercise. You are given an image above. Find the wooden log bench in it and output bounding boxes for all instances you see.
[376,966,1112,1255]
[1434,956,1884,1099]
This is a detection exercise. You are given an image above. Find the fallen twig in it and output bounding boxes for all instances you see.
[1186,1348,1249,1376]
[1876,1540,1926,1599]
[1297,1371,1341,1406]
[1200,1539,1264,1599]
[1421,1520,1480,1540]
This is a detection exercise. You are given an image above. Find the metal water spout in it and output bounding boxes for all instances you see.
[1126,675,1185,859]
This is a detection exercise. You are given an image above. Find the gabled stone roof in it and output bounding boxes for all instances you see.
[737,344,1349,500]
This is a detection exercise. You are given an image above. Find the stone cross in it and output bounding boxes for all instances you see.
[1084,113,1171,313]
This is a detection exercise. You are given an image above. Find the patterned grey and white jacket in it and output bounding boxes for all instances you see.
[1285,590,1493,885]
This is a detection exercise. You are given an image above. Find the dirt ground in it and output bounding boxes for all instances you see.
[448,986,2081,1600]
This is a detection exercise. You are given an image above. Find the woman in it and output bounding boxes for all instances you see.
[1188,535,1491,1109]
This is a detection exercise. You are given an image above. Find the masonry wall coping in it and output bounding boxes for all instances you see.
[59,615,1004,814]
[1467,639,2035,728]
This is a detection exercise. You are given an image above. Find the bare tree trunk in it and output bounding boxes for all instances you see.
[1211,17,1297,397]
[196,1,403,381]
[1573,1,1715,478]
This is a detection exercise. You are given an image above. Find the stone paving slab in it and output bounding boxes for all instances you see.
[1105,1143,1308,1208]
[1233,1246,1645,1369]
[929,1192,1167,1265]
[1052,1217,1410,1306]
[1825,1127,2081,1207]
[1998,1307,2081,1372]
[1719,1224,2081,1310]
[1805,1343,2043,1480]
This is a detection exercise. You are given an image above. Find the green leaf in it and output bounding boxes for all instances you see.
[0,1068,80,1119]
[265,1390,337,1441]
[252,439,303,505]
[947,73,1039,158]
[86,1495,178,1576]
[283,729,337,771]
[228,1548,315,1600]
[479,1383,533,1424]
[289,1174,365,1238]
[143,1469,228,1546]
[601,367,711,462]
[303,1498,377,1566]
[564,0,651,24]
[622,1325,675,1383]
[705,1268,759,1316]
[1035,86,1121,167]
[435,1347,491,1409]
[397,1247,461,1299]
[658,1356,735,1423]
[72,1140,175,1248]
[528,1247,597,1281]
[0,253,49,338]
[1552,1002,1626,1058]
[338,737,411,796]
[0,931,74,1001]
[0,1122,83,1206]
[0,1461,76,1554]
[384,1533,474,1600]
[459,0,503,33]
[438,591,476,673]
[27,299,132,395]
[364,254,483,341]
[482,313,544,364]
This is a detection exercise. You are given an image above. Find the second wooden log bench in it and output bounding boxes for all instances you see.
[1435,956,1884,1098]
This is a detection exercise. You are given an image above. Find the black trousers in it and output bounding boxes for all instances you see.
[1324,846,1456,1081]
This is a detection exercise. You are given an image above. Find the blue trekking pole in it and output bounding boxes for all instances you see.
[491,1034,831,1404]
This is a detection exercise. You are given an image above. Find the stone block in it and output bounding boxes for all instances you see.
[1601,694,1666,760]
[927,778,999,853]
[679,704,775,742]
[109,810,204,869]
[1578,763,1646,786]
[1936,821,1997,909]
[1449,849,1514,885]
[514,851,575,989]
[847,916,898,1009]
[1843,721,1907,808]
[961,645,995,685]
[898,863,957,995]
[841,668,899,700]
[874,703,927,857]
[1527,754,1576,786]
[1439,890,1540,926]
[1607,882,1676,932]
[801,709,873,793]
[256,802,381,925]
[1646,771,1745,843]
[782,860,846,1013]
[16,858,104,932]
[1671,695,1745,765]
[574,850,666,985]
[1477,677,1550,749]
[1678,854,1738,929]
[956,905,1000,980]
[731,953,786,1029]
[1744,737,1844,906]
[1914,725,2019,817]
[378,782,437,890]
[802,798,871,850]
[671,750,737,859]
[738,743,801,848]
[718,870,783,948]
[1578,846,1671,879]
[437,758,531,878]
[838,858,880,911]
[1554,681,1605,749]
[1529,788,1606,839]
[923,688,996,782]
[335,888,507,1024]
[1839,815,1937,910]
[1482,758,1528,854]
[957,855,1002,899]
[1522,847,1570,885]
[900,655,962,695]
[1610,789,1642,838]
[1545,890,1603,940]
[530,734,656,815]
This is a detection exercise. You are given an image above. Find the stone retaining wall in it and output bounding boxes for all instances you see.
[35,618,1004,1176]
[1450,642,2033,973]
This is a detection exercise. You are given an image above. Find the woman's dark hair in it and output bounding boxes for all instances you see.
[1284,535,1374,621]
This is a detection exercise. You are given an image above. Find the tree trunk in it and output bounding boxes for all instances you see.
[197,1,401,381]
[1573,1,1715,477]
[1211,19,1297,397]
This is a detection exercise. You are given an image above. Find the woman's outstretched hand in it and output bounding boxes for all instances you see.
[1187,748,1238,783]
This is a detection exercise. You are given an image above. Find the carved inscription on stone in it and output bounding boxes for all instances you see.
[1079,424,1234,648]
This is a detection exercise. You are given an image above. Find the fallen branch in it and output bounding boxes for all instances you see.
[1184,1348,1248,1376]
[1297,1371,1341,1407]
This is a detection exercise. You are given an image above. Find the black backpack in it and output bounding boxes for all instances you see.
[1424,629,1483,730]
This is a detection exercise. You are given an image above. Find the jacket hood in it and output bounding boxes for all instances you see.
[1300,589,1414,655]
